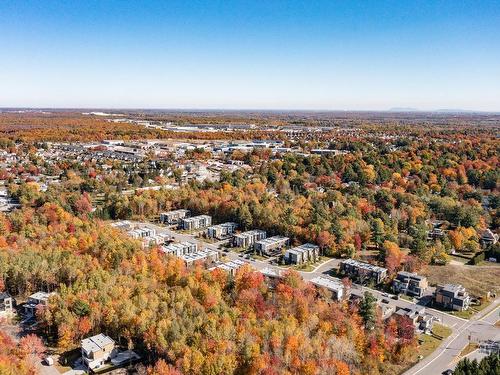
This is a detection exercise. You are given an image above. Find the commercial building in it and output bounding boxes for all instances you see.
[284,243,319,265]
[232,230,266,249]
[254,236,290,256]
[393,271,428,297]
[81,333,117,371]
[434,284,470,311]
[339,259,388,285]
[182,215,212,230]
[207,222,238,240]
[159,209,190,225]
[310,276,346,301]
[161,241,198,257]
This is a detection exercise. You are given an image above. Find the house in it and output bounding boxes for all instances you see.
[259,267,284,287]
[434,284,470,311]
[207,222,238,240]
[284,243,319,265]
[159,209,190,225]
[0,292,14,316]
[393,306,434,332]
[254,236,290,256]
[339,259,388,285]
[181,248,219,268]
[81,333,117,371]
[393,271,428,297]
[309,276,346,301]
[160,241,198,256]
[232,230,266,249]
[480,229,499,248]
[213,259,246,277]
[24,292,55,316]
[182,215,212,230]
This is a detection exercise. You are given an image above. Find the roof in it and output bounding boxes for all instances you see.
[286,243,319,255]
[310,276,344,291]
[255,235,289,246]
[341,258,388,273]
[0,292,11,299]
[260,267,283,278]
[28,291,53,301]
[82,333,115,353]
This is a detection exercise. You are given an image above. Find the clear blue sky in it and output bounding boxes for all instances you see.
[1,0,499,111]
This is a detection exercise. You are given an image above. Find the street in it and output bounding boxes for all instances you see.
[144,221,500,375]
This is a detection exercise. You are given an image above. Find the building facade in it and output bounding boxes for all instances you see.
[284,243,319,264]
[339,259,388,285]
[254,236,290,256]
[182,215,212,230]
[232,230,266,249]
[393,271,428,297]
[434,284,470,311]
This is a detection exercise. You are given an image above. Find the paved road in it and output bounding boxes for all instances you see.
[143,221,500,375]
[404,301,500,375]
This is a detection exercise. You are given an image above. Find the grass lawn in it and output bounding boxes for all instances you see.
[422,264,500,296]
[451,300,492,319]
[416,324,452,358]
[459,343,479,358]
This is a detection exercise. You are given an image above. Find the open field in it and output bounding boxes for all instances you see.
[422,264,500,296]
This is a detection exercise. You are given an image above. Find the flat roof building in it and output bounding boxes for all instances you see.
[159,209,190,225]
[161,241,198,257]
[207,222,238,240]
[339,259,388,285]
[181,248,219,267]
[310,276,346,301]
[393,271,428,297]
[182,215,212,231]
[213,259,246,277]
[232,230,266,249]
[254,236,289,256]
[434,284,470,311]
[81,333,117,371]
[284,243,319,265]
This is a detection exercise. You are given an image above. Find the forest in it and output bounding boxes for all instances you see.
[0,112,498,374]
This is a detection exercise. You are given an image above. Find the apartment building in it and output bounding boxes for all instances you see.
[207,222,238,240]
[181,248,219,268]
[434,284,471,311]
[232,230,266,249]
[213,259,246,277]
[393,271,429,297]
[310,276,346,301]
[182,215,212,230]
[339,259,388,285]
[254,236,290,256]
[284,243,319,265]
[81,333,117,371]
[127,226,156,239]
[161,241,198,256]
[159,209,190,225]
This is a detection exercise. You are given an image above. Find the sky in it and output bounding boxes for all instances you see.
[0,0,499,111]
